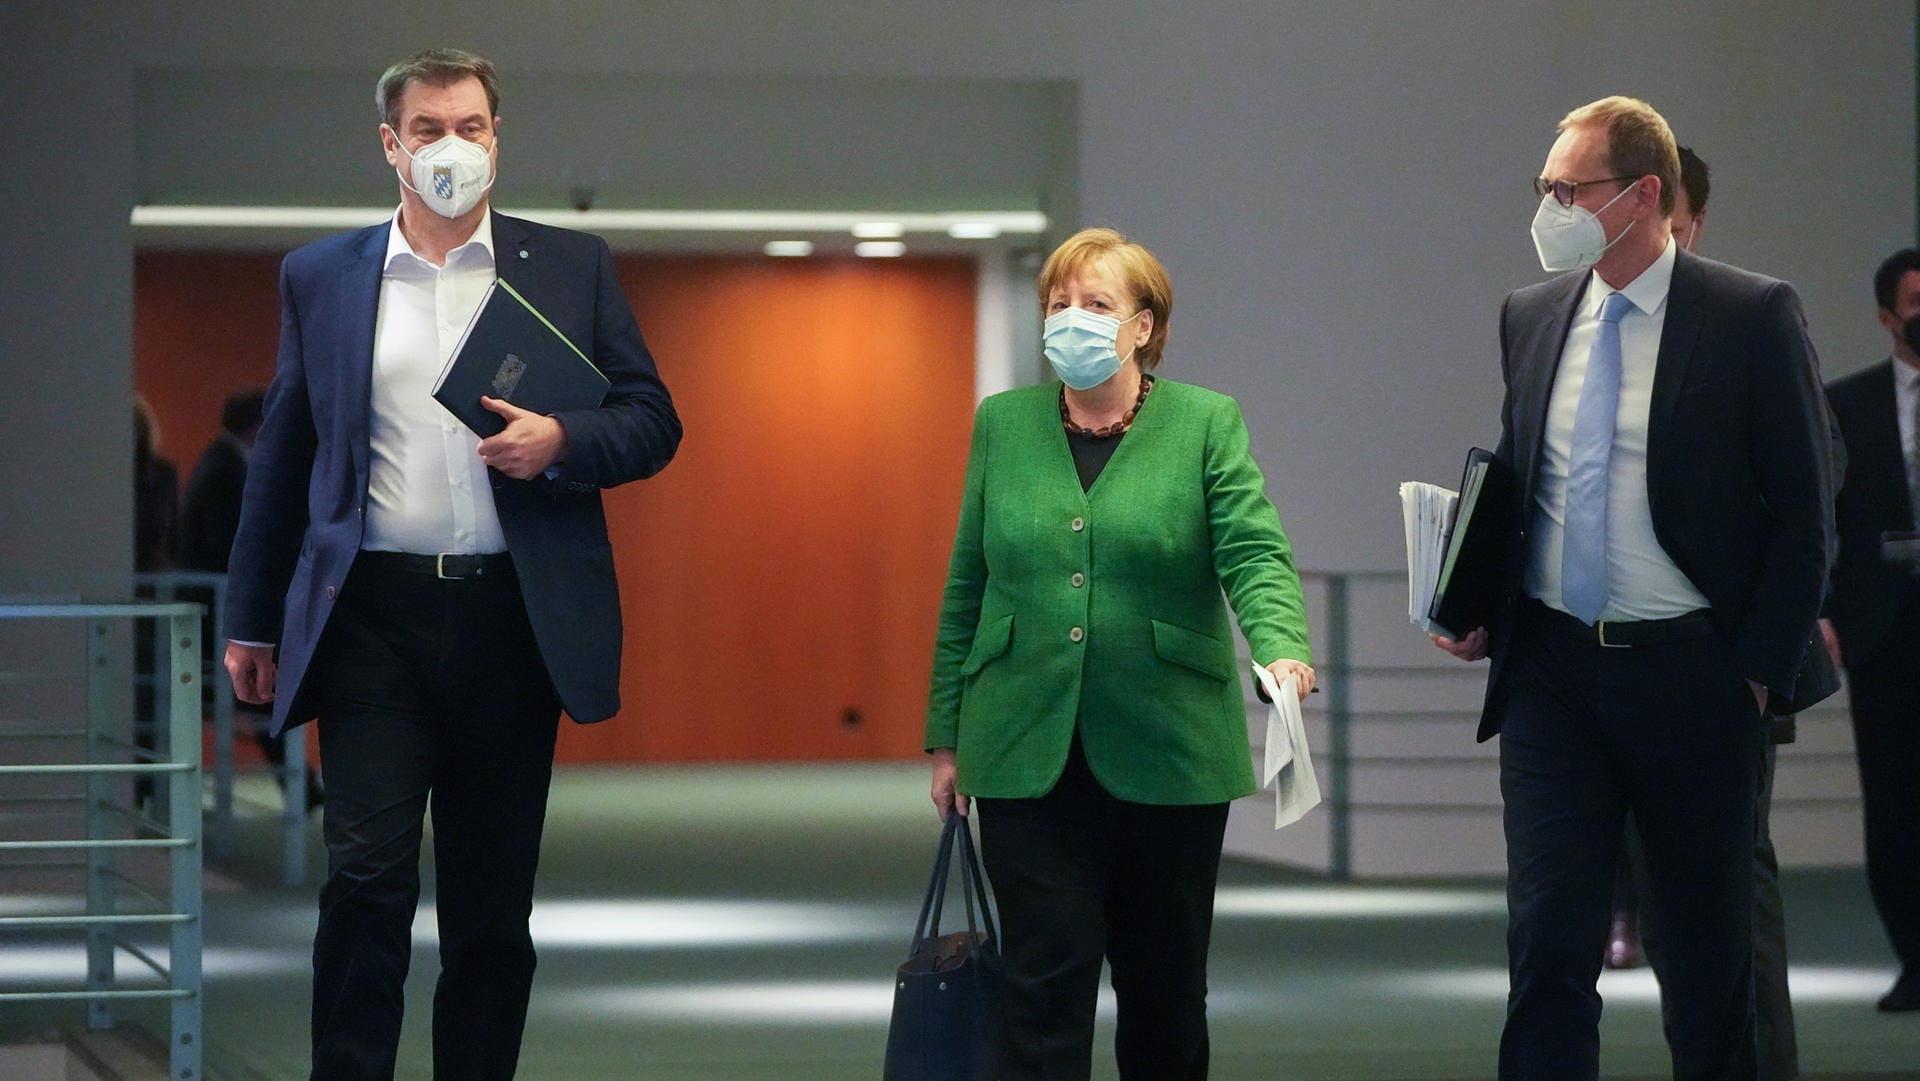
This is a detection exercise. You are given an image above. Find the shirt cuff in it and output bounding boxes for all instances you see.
[230,640,275,648]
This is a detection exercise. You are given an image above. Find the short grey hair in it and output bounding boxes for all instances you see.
[375,48,500,130]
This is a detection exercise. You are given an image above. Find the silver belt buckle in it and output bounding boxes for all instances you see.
[1595,621,1631,649]
[435,553,464,580]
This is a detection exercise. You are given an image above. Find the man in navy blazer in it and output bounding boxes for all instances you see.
[1434,97,1834,1081]
[223,48,679,1081]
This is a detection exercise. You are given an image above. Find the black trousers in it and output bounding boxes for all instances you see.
[1615,738,1798,1081]
[1847,607,1920,977]
[302,554,561,1081]
[1498,602,1765,1081]
[975,735,1229,1081]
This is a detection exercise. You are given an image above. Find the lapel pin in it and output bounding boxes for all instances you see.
[519,250,529,259]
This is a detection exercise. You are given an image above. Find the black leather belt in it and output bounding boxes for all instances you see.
[1522,598,1715,649]
[357,550,515,581]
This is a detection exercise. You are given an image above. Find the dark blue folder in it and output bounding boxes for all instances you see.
[433,279,609,438]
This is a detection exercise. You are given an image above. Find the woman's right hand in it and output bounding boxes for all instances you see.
[930,748,968,821]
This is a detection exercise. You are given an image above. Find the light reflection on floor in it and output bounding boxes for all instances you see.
[409,898,902,948]
[1382,965,1900,1005]
[1214,884,1507,919]
[0,944,306,983]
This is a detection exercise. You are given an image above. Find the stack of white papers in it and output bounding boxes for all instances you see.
[1251,664,1320,829]
[1399,481,1459,635]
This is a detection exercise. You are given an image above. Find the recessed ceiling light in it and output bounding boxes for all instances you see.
[946,222,1002,239]
[854,241,907,258]
[851,221,905,239]
[763,240,814,257]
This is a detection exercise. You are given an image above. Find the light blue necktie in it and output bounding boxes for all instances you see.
[1561,290,1635,625]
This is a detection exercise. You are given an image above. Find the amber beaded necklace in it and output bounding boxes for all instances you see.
[1061,374,1154,439]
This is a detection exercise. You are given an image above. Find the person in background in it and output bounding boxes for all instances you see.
[132,394,179,812]
[1602,144,1802,1081]
[133,394,178,574]
[926,227,1314,1080]
[1822,246,1920,1013]
[181,389,323,809]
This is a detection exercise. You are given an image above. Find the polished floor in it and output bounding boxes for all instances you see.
[4,764,1918,1080]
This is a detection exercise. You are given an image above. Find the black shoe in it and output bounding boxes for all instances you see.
[1877,969,1920,1012]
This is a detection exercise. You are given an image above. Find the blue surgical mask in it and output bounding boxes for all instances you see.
[1044,307,1144,390]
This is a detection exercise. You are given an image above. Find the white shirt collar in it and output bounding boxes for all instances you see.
[383,207,495,271]
[1893,354,1920,396]
[1584,235,1677,318]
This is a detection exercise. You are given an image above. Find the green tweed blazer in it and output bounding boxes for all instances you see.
[924,378,1311,804]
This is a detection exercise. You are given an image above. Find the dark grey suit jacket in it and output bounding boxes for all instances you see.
[1825,361,1920,668]
[1477,248,1838,741]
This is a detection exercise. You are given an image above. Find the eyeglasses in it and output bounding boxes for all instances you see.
[1533,175,1637,208]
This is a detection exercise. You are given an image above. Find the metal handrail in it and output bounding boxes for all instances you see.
[0,601,205,1081]
[1242,571,1861,879]
[132,570,308,884]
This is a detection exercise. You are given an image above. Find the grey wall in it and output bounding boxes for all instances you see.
[0,4,135,598]
[1,6,1912,870]
[76,0,1912,582]
[137,70,1080,219]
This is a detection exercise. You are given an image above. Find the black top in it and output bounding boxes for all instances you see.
[1066,428,1125,492]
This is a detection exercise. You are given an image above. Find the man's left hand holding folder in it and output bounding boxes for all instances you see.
[477,395,566,479]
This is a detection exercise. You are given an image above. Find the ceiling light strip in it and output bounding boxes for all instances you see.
[131,206,1047,234]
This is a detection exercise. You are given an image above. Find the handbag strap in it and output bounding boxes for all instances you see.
[908,811,963,954]
[909,811,998,957]
[952,810,998,946]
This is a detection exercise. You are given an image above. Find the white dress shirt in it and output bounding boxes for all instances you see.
[1895,354,1920,523]
[361,209,508,555]
[1526,238,1712,620]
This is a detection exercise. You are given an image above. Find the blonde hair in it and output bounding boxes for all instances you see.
[1036,228,1174,369]
[1559,96,1680,217]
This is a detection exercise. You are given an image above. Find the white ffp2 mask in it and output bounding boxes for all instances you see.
[1529,182,1637,272]
[388,129,495,219]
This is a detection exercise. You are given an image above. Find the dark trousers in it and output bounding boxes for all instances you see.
[1498,602,1765,1081]
[975,736,1229,1081]
[1847,614,1920,976]
[302,554,561,1081]
[1615,738,1798,1081]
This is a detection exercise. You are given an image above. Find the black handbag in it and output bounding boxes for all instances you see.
[882,810,1004,1081]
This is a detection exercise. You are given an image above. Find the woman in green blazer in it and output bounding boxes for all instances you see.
[924,228,1314,1079]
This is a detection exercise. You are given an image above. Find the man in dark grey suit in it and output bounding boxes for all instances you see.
[1434,96,1836,1081]
[1821,246,1920,1013]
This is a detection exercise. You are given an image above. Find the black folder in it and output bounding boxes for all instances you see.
[1426,447,1517,640]
[433,279,609,438]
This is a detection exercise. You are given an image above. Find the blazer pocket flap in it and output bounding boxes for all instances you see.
[960,614,1014,676]
[1151,619,1232,681]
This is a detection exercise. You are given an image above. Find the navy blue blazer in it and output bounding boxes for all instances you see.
[1478,248,1838,740]
[225,212,682,734]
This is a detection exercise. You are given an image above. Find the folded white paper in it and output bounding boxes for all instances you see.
[1399,480,1459,635]
[1252,664,1321,829]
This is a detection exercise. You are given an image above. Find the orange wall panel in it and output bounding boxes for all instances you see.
[136,250,976,764]
[134,252,283,480]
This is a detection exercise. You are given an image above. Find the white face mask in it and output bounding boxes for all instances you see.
[386,127,495,219]
[1529,181,1637,272]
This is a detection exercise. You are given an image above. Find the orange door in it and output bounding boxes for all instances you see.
[557,255,977,762]
[136,250,978,763]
